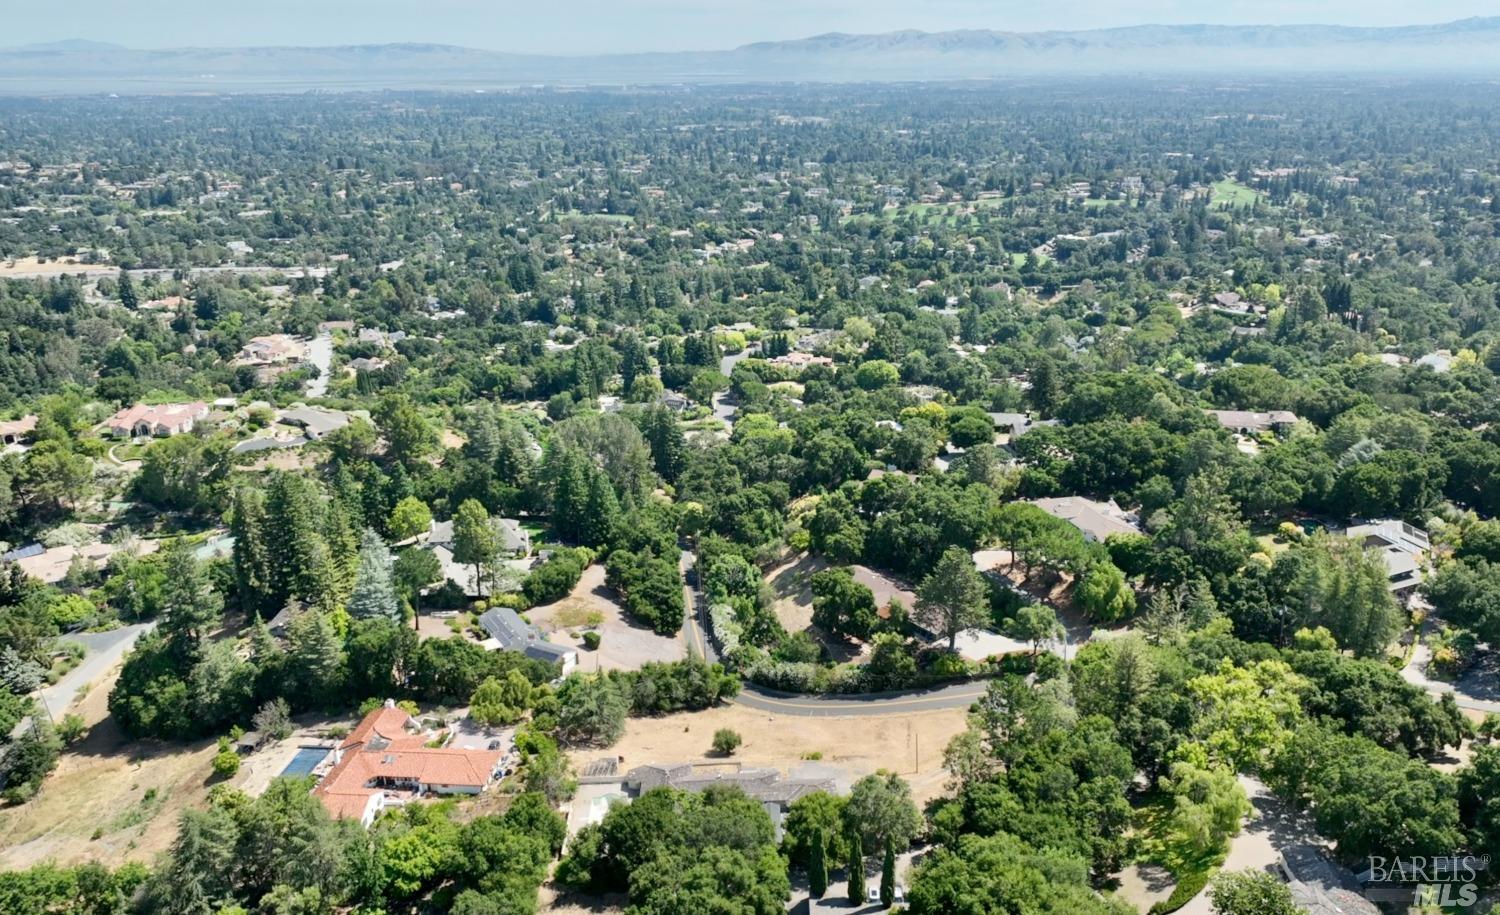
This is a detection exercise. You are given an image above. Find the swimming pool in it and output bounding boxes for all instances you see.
[278,746,330,779]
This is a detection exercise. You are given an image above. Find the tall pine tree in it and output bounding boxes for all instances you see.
[347,529,400,622]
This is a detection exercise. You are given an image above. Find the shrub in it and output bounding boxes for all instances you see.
[212,737,241,778]
[1149,869,1214,914]
[523,549,590,607]
[57,713,87,744]
[582,631,601,651]
[712,728,742,756]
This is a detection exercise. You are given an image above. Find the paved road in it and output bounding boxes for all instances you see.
[1401,619,1500,715]
[678,547,988,717]
[37,623,154,721]
[734,679,987,717]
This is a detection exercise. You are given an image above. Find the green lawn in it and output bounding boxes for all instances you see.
[1010,251,1051,267]
[1210,180,1262,210]
[1083,197,1124,209]
[1130,795,1231,914]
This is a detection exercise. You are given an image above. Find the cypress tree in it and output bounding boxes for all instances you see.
[808,826,828,898]
[846,830,865,904]
[580,469,620,548]
[880,839,896,906]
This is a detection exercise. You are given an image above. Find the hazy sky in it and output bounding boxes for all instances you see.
[12,0,1498,55]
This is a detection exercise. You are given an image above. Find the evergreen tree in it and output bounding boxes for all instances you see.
[642,406,686,483]
[550,449,591,543]
[809,826,828,898]
[347,529,400,622]
[580,470,620,548]
[117,270,138,310]
[323,496,360,609]
[846,830,865,904]
[286,611,346,710]
[230,487,277,618]
[159,537,222,661]
[880,839,895,906]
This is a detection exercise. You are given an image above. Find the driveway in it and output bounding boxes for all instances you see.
[1175,776,1322,915]
[526,564,684,672]
[305,331,333,398]
[37,623,154,722]
[1401,623,1500,715]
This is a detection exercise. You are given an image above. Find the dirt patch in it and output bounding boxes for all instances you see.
[766,553,826,633]
[527,565,683,673]
[564,703,967,809]
[0,669,220,869]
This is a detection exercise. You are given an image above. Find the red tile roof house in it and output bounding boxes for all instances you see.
[105,401,209,437]
[312,702,504,826]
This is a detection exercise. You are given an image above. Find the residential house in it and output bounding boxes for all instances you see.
[1345,519,1429,598]
[237,333,308,366]
[477,607,577,674]
[1027,496,1143,542]
[313,702,506,826]
[279,406,351,439]
[0,415,37,446]
[768,351,834,371]
[1278,846,1380,915]
[659,390,691,411]
[105,402,209,437]
[1205,409,1300,436]
[623,763,835,838]
[425,517,531,597]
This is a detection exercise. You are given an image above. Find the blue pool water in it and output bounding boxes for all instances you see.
[278,746,330,779]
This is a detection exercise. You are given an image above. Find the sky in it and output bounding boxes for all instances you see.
[11,0,1500,55]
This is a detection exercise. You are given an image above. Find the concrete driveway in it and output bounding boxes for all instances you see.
[1175,776,1322,915]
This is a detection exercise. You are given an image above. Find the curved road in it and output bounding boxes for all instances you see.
[680,546,987,717]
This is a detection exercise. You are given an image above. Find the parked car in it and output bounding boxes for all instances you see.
[894,884,906,903]
[866,885,881,904]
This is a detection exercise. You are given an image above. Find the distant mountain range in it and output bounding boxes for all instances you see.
[4,18,1500,94]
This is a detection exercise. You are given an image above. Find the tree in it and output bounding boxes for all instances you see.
[470,671,530,727]
[843,771,923,853]
[158,538,223,660]
[1284,537,1400,657]
[393,547,441,615]
[1207,869,1302,915]
[347,528,400,622]
[452,499,499,596]
[880,840,896,906]
[1163,759,1250,854]
[916,546,988,651]
[555,674,627,747]
[1075,562,1136,622]
[117,270,138,310]
[1007,603,1063,656]
[846,830,865,904]
[810,567,879,641]
[387,496,433,541]
[712,728,742,756]
[375,394,437,467]
[808,827,828,897]
[1189,659,1306,772]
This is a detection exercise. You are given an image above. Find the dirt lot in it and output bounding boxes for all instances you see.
[564,703,968,809]
[526,564,684,672]
[766,554,920,661]
[0,669,220,869]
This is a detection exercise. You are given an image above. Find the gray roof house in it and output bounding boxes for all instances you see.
[477,607,576,673]
[279,406,351,439]
[1027,496,1143,542]
[1205,409,1300,435]
[623,763,836,837]
[1345,519,1429,597]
